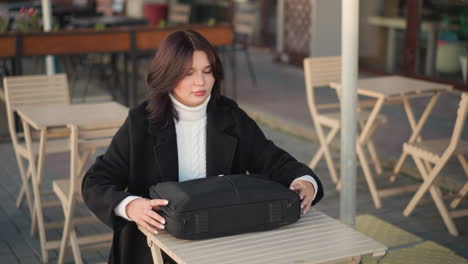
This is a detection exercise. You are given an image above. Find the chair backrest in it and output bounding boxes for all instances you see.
[447,92,468,152]
[303,56,341,117]
[233,2,257,45]
[233,12,256,38]
[168,4,190,25]
[69,121,122,191]
[3,74,70,145]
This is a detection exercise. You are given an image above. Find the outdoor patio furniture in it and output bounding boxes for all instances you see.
[54,122,122,264]
[14,101,128,263]
[402,91,468,236]
[138,209,387,264]
[303,56,387,191]
[168,3,191,25]
[330,75,452,208]
[3,74,71,218]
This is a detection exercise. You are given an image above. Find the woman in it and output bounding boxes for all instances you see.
[82,30,324,264]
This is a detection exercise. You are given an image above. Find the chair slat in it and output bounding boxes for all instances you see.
[5,74,70,108]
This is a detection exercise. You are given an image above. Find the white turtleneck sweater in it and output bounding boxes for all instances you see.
[114,94,318,221]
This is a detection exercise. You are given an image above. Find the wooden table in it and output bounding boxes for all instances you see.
[330,76,452,208]
[15,102,128,263]
[139,209,387,264]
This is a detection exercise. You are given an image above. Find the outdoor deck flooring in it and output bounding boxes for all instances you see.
[0,123,467,262]
[0,49,467,263]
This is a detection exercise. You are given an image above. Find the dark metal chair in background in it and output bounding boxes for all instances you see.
[232,6,258,89]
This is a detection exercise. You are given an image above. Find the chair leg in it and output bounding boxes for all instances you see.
[70,230,84,264]
[390,152,408,182]
[404,156,440,216]
[23,125,49,263]
[31,201,37,236]
[431,184,459,236]
[410,156,459,235]
[311,125,340,188]
[31,139,48,236]
[451,155,468,208]
[309,126,339,168]
[243,48,257,89]
[457,154,468,175]
[356,143,382,208]
[366,140,383,175]
[57,194,78,264]
[359,120,383,175]
[403,156,459,235]
[450,182,468,209]
[15,155,34,216]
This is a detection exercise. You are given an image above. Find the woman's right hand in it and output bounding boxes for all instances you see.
[126,198,169,234]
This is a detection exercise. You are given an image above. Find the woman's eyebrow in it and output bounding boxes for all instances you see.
[189,65,212,70]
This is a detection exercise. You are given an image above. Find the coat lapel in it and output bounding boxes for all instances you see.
[206,99,238,177]
[148,120,179,182]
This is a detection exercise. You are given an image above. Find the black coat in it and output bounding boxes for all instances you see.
[82,96,324,264]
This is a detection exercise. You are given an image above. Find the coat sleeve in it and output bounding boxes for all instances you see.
[239,109,324,205]
[82,116,132,230]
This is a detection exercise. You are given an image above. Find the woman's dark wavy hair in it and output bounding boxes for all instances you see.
[145,30,224,127]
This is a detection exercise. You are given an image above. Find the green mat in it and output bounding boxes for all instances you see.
[355,214,423,248]
[356,215,467,264]
[363,241,467,264]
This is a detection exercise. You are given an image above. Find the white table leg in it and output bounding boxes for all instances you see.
[391,93,440,182]
[147,237,165,264]
[358,97,385,208]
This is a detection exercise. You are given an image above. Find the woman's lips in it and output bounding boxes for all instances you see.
[192,90,206,96]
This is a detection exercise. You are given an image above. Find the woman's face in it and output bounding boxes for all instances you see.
[172,50,215,107]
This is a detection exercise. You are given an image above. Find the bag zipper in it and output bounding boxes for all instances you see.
[223,176,240,203]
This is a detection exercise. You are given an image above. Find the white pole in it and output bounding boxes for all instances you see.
[340,0,359,226]
[41,0,55,75]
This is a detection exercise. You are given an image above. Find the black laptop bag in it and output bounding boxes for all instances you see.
[149,174,301,240]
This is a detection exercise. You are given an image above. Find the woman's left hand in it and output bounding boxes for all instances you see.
[289,180,315,215]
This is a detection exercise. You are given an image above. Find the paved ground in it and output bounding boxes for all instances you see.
[0,48,467,262]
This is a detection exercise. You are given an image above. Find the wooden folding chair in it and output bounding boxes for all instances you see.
[303,57,387,190]
[54,121,121,264]
[402,92,468,236]
[3,74,71,217]
[168,3,191,25]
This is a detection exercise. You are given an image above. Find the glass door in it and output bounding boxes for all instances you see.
[415,0,468,86]
[359,0,408,74]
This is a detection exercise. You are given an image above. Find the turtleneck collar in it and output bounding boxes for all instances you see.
[169,93,210,122]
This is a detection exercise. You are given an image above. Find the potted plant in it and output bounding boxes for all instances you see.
[14,7,41,32]
[0,15,8,33]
